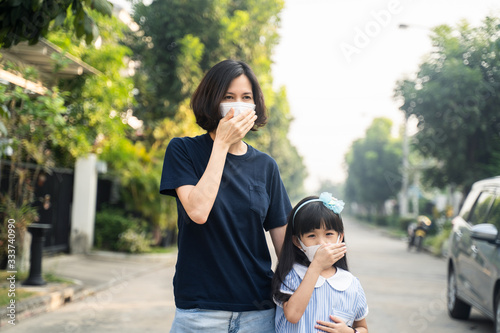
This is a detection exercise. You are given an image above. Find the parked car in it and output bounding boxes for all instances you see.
[447,176,500,331]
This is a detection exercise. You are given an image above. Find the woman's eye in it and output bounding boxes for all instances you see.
[243,96,252,100]
[224,96,233,100]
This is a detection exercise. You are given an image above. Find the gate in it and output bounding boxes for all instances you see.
[1,161,74,253]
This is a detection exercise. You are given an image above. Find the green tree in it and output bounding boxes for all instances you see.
[128,0,283,130]
[0,64,69,267]
[0,0,113,47]
[344,118,402,214]
[47,10,135,167]
[394,17,500,193]
[128,0,306,200]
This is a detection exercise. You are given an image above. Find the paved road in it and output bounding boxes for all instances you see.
[7,264,176,333]
[345,217,493,332]
[8,217,494,332]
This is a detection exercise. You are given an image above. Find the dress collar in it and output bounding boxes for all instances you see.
[292,263,354,291]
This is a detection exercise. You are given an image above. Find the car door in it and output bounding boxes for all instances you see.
[459,190,495,306]
[469,194,500,315]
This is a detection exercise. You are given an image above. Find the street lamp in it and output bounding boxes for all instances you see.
[397,22,431,217]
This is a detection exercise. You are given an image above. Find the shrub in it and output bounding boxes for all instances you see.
[398,217,415,233]
[94,208,136,251]
[116,229,151,253]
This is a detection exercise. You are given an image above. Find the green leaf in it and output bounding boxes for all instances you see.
[0,121,7,136]
[31,0,43,11]
[91,0,113,17]
[83,12,93,36]
[9,0,23,7]
[54,12,67,27]
[0,104,11,119]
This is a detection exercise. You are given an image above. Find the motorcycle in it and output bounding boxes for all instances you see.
[407,215,432,252]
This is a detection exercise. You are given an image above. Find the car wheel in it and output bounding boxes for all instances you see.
[447,268,471,319]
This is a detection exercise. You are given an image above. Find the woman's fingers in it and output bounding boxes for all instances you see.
[232,109,257,135]
[216,109,256,145]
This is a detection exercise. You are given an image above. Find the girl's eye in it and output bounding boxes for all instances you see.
[306,234,315,238]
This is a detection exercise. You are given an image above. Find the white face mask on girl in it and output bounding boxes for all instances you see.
[298,239,321,262]
[298,234,342,262]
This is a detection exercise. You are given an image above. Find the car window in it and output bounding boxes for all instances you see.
[487,196,500,229]
[468,191,495,225]
[459,189,480,221]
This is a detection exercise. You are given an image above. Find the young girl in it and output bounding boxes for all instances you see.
[272,193,369,333]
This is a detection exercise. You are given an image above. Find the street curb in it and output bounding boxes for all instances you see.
[0,251,177,329]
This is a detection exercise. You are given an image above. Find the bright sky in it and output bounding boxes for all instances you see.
[271,0,500,192]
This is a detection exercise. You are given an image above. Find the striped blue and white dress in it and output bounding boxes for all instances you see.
[275,264,369,333]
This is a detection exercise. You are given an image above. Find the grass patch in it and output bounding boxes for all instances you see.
[0,287,37,307]
[0,271,72,284]
[145,246,177,254]
[0,270,75,307]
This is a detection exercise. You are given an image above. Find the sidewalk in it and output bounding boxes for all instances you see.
[0,250,177,328]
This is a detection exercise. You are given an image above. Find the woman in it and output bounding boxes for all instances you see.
[160,59,292,332]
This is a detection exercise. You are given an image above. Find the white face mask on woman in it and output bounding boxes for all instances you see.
[219,102,255,117]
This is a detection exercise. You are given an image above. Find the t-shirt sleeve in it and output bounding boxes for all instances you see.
[263,161,292,231]
[159,138,200,197]
[354,278,369,321]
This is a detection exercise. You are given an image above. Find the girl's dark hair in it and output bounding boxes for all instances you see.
[271,196,349,304]
[190,59,267,132]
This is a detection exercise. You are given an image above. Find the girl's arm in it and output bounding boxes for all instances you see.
[283,260,323,324]
[353,318,368,333]
[283,243,347,324]
[176,110,256,224]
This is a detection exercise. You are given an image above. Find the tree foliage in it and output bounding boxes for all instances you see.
[344,118,402,213]
[0,65,69,265]
[129,0,282,125]
[47,10,135,166]
[128,0,306,200]
[0,0,114,47]
[394,17,500,192]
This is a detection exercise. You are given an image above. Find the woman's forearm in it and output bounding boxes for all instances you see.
[176,141,229,224]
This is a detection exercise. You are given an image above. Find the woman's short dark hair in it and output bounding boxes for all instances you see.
[191,59,267,132]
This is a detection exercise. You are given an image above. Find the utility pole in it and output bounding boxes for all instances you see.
[399,112,409,217]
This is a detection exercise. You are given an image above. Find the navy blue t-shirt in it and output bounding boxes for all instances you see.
[160,133,292,311]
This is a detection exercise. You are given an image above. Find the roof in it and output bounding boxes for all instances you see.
[0,38,101,81]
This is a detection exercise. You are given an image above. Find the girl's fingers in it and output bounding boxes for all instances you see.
[315,320,335,332]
